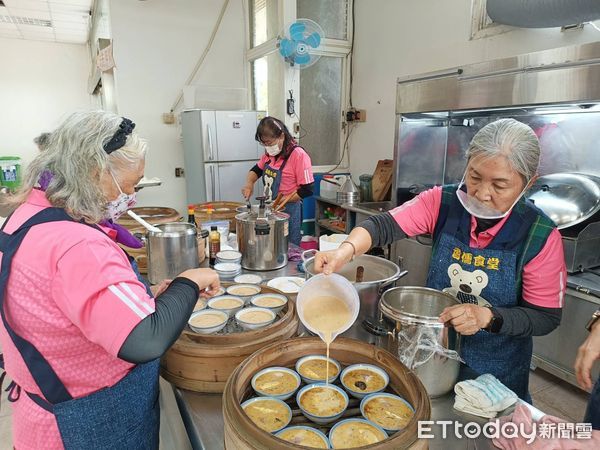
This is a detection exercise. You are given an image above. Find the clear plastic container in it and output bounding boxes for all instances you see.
[359,174,373,202]
[296,273,360,342]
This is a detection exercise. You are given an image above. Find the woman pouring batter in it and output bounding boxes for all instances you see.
[241,116,314,246]
[312,119,566,401]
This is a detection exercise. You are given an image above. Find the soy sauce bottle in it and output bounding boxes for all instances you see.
[209,226,221,267]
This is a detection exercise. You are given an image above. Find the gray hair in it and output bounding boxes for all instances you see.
[33,132,52,151]
[8,111,147,223]
[467,118,540,183]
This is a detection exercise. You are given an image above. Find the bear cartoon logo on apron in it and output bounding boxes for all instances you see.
[426,186,554,401]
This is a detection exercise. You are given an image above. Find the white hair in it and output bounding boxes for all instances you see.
[7,110,147,223]
[467,118,540,183]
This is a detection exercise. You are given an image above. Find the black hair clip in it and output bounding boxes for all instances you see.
[103,117,136,154]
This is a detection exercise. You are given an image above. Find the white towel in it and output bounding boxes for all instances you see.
[453,374,518,418]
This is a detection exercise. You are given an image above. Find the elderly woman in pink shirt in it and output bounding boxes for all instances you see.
[0,111,220,449]
[313,119,566,402]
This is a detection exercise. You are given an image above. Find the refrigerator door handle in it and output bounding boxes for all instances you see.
[207,125,215,161]
[210,165,216,201]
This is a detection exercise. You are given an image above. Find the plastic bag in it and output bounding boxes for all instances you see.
[397,325,464,370]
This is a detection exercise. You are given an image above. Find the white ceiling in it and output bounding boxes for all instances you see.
[0,0,93,44]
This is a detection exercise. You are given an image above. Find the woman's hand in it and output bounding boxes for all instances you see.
[179,268,221,297]
[312,245,354,275]
[575,320,600,390]
[150,279,172,297]
[438,304,493,335]
[241,183,253,200]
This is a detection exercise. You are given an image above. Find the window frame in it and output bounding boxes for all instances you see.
[245,0,353,172]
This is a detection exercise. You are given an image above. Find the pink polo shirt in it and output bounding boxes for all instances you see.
[390,186,566,309]
[0,189,155,450]
[257,146,314,196]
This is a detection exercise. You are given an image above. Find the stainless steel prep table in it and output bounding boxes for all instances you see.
[170,260,547,449]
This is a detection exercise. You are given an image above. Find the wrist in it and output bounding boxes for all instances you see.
[481,307,494,328]
[339,241,355,262]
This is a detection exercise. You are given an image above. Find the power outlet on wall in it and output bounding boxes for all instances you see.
[346,108,367,122]
[175,167,185,177]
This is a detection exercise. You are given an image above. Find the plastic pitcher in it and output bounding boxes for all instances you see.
[296,273,360,342]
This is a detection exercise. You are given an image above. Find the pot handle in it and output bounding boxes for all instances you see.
[377,269,408,295]
[362,319,395,339]
[301,249,318,263]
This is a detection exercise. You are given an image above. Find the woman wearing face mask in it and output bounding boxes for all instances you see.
[312,119,566,402]
[241,116,314,246]
[0,111,220,449]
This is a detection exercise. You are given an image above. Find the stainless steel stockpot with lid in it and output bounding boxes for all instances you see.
[376,286,461,398]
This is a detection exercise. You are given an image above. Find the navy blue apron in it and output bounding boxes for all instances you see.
[263,147,303,246]
[426,186,550,401]
[0,207,160,449]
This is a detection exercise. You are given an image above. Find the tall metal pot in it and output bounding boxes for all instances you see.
[303,252,406,343]
[236,198,289,271]
[145,222,199,284]
[374,286,461,398]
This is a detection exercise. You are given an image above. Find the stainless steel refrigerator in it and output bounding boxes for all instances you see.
[181,109,266,204]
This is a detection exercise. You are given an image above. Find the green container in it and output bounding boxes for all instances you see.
[0,156,22,189]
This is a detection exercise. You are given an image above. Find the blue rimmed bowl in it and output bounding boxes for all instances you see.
[251,366,301,401]
[340,363,389,399]
[360,392,415,433]
[241,396,292,434]
[329,418,388,449]
[296,383,348,425]
[295,354,341,384]
[276,425,331,448]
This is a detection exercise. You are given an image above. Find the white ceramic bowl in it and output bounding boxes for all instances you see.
[296,383,349,425]
[295,355,341,384]
[250,293,288,315]
[234,274,263,285]
[216,250,242,263]
[328,418,388,448]
[214,262,242,273]
[187,309,228,334]
[226,283,262,302]
[251,367,301,400]
[241,397,292,434]
[235,307,276,330]
[340,364,390,399]
[193,298,207,312]
[360,392,415,433]
[207,295,244,317]
[276,426,331,448]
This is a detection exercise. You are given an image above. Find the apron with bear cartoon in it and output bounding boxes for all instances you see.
[426,185,555,401]
[262,148,303,246]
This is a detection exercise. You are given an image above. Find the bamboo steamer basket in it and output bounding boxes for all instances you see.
[117,206,181,230]
[223,336,430,450]
[161,284,299,393]
[193,201,245,231]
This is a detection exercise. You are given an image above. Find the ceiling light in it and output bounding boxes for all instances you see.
[0,15,52,27]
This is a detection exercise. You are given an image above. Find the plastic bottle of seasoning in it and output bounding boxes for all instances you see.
[187,204,196,225]
[209,225,221,267]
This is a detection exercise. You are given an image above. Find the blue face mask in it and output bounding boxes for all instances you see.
[106,172,137,221]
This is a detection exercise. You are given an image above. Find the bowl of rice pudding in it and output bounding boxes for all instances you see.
[295,355,341,384]
[241,397,292,433]
[275,426,330,448]
[250,293,288,315]
[226,284,262,302]
[235,307,276,330]
[340,364,389,399]
[360,393,415,433]
[207,295,244,317]
[296,383,348,424]
[251,367,301,400]
[188,309,228,334]
[329,418,388,449]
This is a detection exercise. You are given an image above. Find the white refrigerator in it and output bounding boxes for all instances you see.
[181,109,266,204]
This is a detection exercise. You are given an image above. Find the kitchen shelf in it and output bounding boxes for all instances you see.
[314,196,355,236]
[317,220,347,234]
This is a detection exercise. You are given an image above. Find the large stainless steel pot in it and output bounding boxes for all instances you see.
[374,286,461,398]
[146,222,199,284]
[303,253,406,343]
[236,197,289,271]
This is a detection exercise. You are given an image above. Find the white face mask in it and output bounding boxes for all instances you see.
[265,144,281,156]
[456,174,529,220]
[106,171,137,221]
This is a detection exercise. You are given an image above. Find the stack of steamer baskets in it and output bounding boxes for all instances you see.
[161,283,299,393]
[223,337,431,450]
[116,206,181,274]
